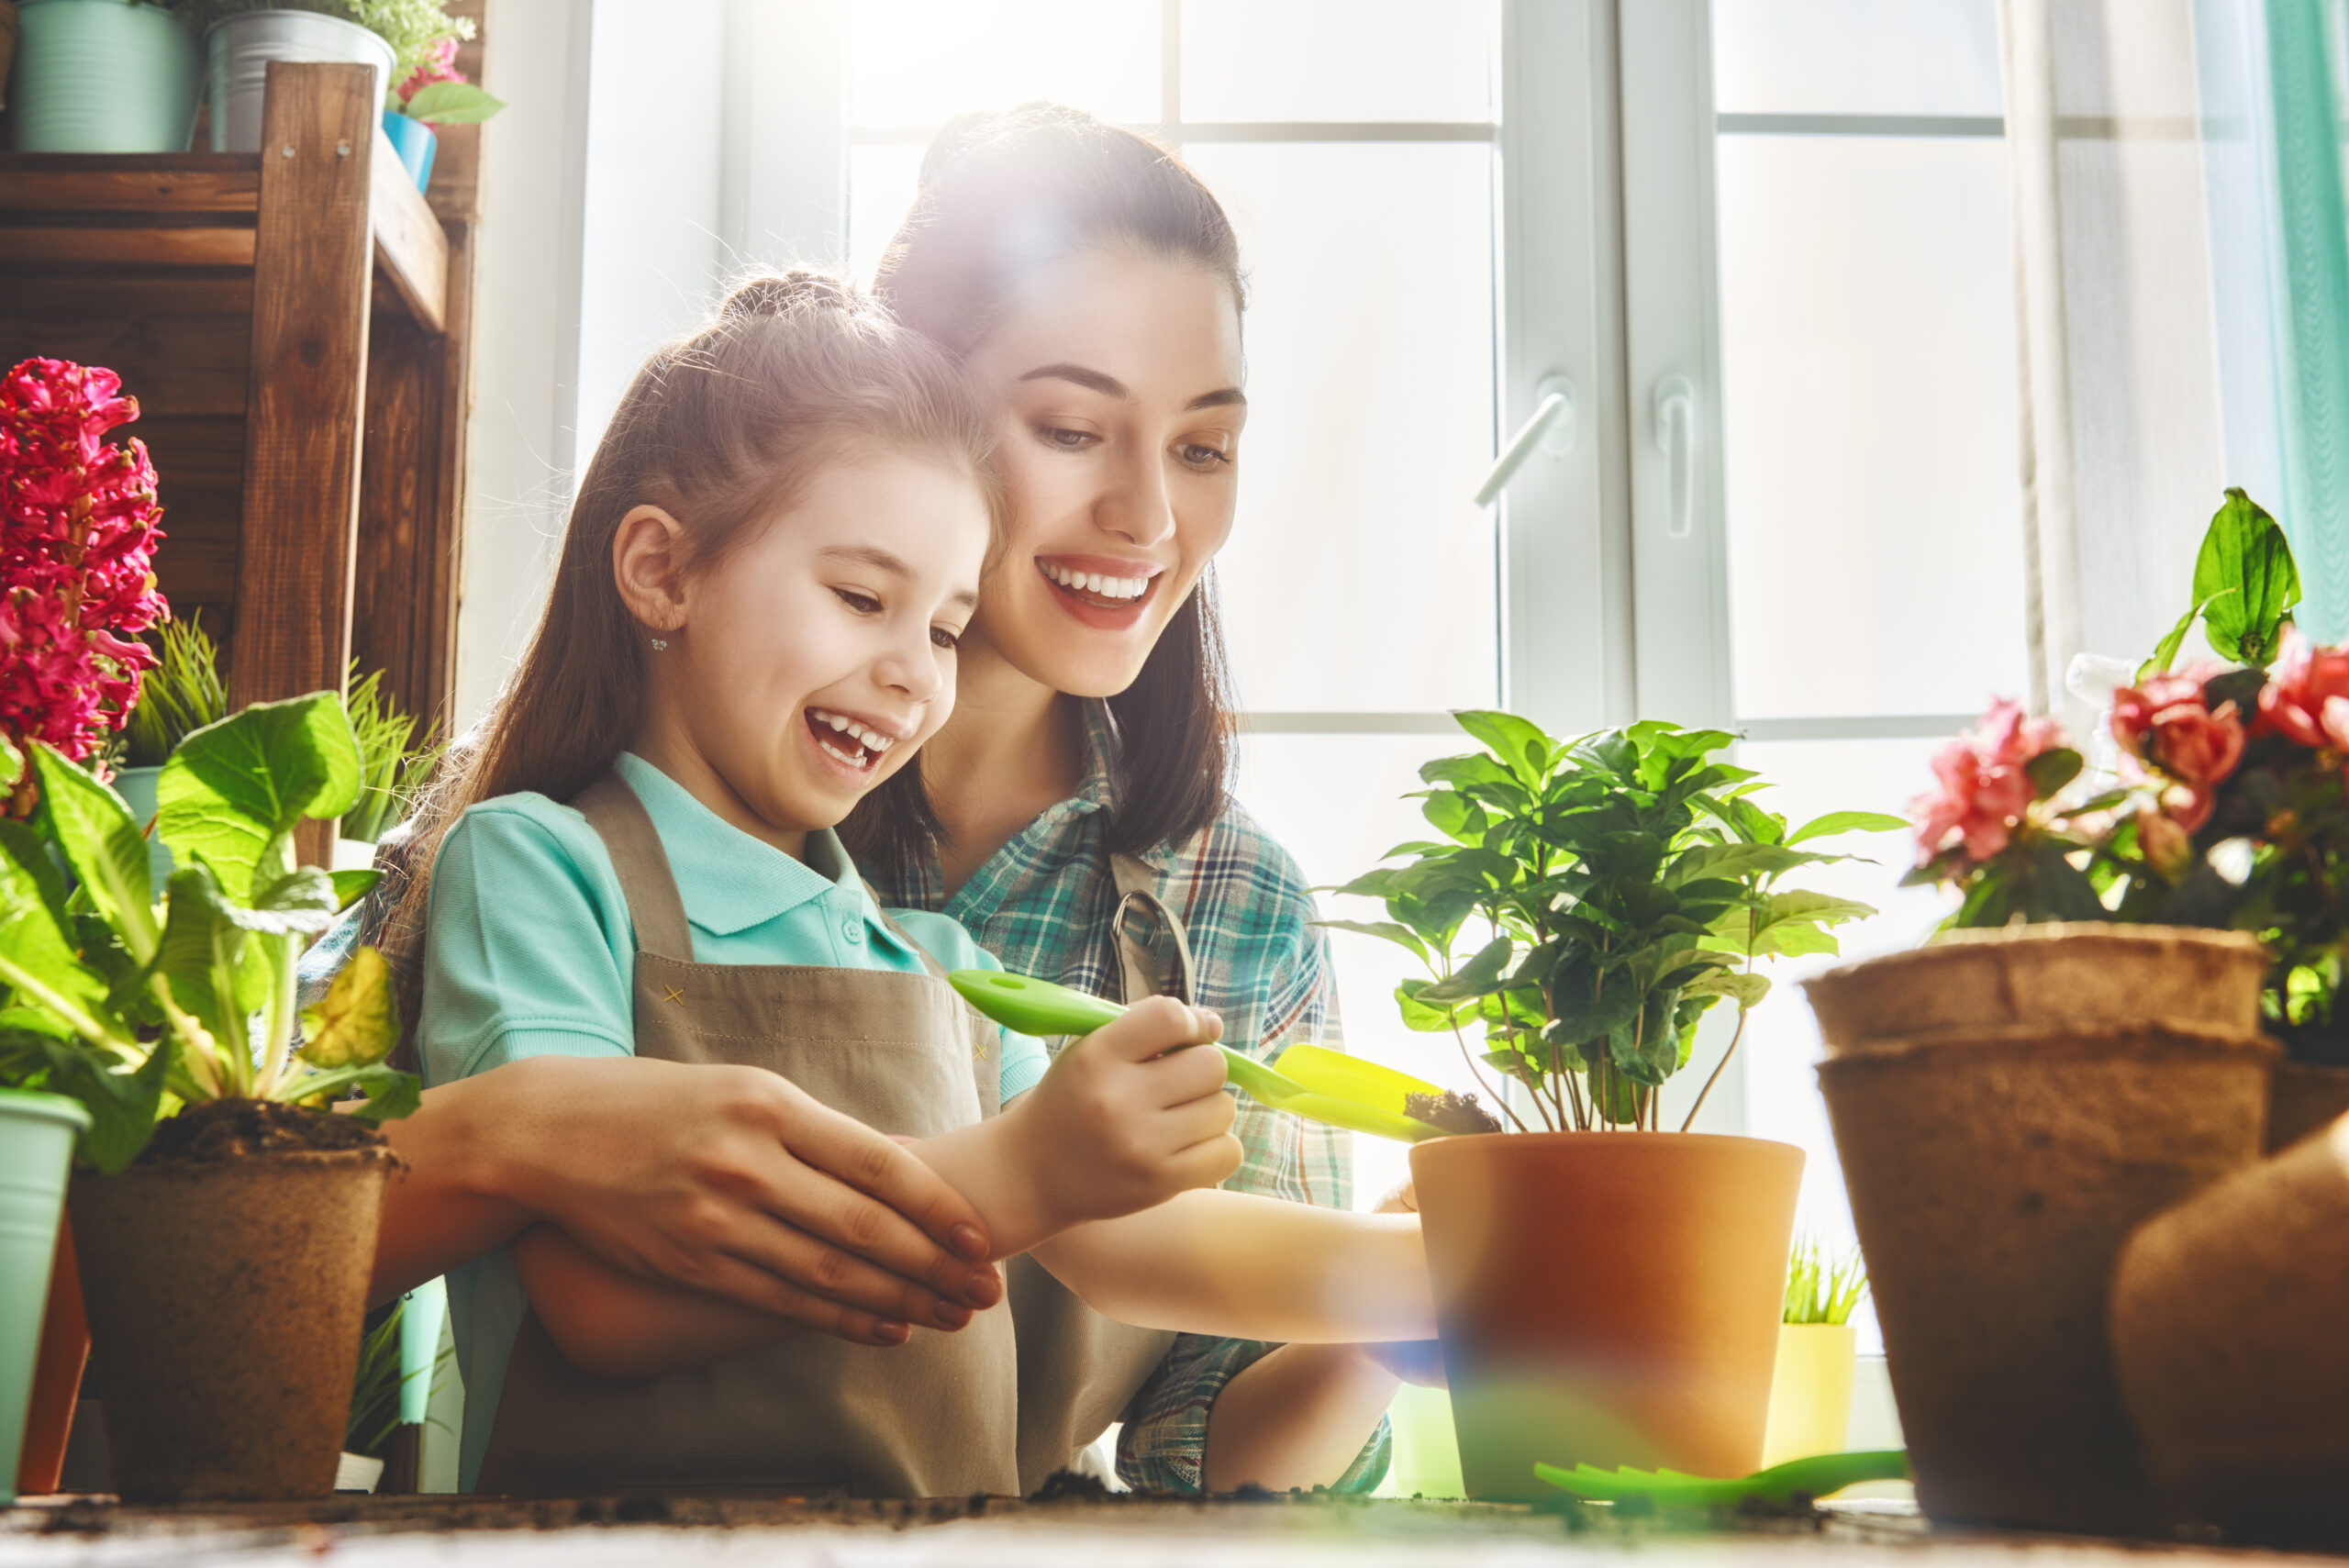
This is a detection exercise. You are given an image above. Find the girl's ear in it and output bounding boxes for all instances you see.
[613,505,690,632]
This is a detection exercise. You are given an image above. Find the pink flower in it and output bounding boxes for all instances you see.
[395,38,463,107]
[2257,628,2349,751]
[2111,668,2245,806]
[1911,697,2067,865]
[0,359,169,773]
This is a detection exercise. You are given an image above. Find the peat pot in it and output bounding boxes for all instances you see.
[0,1090,86,1507]
[2265,1060,2349,1153]
[1805,923,2274,1534]
[2112,1116,2349,1547]
[1409,1130,1802,1501]
[205,7,391,152]
[70,1117,396,1501]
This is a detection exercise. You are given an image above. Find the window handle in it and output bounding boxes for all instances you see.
[1653,374,1698,539]
[1472,374,1576,506]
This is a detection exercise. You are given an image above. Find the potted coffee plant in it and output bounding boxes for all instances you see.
[1809,490,2310,1533]
[1325,711,1897,1498]
[0,355,167,1499]
[1761,1237,1868,1468]
[0,693,416,1501]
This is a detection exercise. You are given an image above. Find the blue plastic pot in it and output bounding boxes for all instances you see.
[380,107,434,192]
[9,0,199,151]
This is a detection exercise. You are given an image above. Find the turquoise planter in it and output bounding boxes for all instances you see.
[0,1090,89,1507]
[8,0,199,152]
[380,108,435,192]
[111,764,172,890]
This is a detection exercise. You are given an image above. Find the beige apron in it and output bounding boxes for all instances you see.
[1008,854,1193,1492]
[477,776,1019,1497]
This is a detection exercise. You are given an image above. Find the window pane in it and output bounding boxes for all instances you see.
[1734,736,1954,1355]
[1235,730,1504,1208]
[1180,0,1496,124]
[1711,0,2003,117]
[1186,142,1498,713]
[846,145,924,287]
[847,0,1160,127]
[1716,135,2026,717]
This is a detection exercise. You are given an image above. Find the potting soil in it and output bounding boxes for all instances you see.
[137,1099,388,1165]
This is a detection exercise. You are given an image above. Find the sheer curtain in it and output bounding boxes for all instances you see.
[2000,0,2349,729]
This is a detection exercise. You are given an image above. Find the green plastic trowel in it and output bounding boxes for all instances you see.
[1533,1450,1909,1508]
[947,969,1455,1142]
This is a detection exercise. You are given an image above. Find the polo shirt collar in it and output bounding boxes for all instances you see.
[614,752,889,940]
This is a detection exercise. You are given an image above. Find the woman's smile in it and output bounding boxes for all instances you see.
[1035,553,1164,628]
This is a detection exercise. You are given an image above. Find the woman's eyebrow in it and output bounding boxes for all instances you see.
[1017,362,1248,413]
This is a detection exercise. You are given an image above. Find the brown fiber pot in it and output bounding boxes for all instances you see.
[15,1222,87,1497]
[1408,1131,1803,1501]
[2265,1060,2349,1153]
[2112,1117,2349,1547]
[1808,926,2274,1534]
[69,1148,394,1501]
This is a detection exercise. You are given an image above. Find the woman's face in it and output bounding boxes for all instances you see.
[960,248,1245,698]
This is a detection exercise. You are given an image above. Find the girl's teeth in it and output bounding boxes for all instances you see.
[827,713,849,731]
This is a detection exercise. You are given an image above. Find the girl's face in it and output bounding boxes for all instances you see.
[959,249,1245,698]
[621,459,991,841]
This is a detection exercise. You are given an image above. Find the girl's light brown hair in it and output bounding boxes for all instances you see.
[851,102,1244,875]
[376,271,995,1029]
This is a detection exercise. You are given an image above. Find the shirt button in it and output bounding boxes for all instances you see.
[841,920,864,944]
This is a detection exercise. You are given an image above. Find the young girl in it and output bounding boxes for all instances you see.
[412,273,1431,1497]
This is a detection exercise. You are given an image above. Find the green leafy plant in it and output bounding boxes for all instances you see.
[0,691,415,1173]
[1323,713,1903,1131]
[345,1299,452,1460]
[1783,1235,1869,1326]
[122,616,229,770]
[341,666,444,844]
[174,0,478,90]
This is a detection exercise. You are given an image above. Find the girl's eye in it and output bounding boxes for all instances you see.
[1038,424,1098,452]
[930,626,962,651]
[833,588,881,615]
[1179,442,1233,471]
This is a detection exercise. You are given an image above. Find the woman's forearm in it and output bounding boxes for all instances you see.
[1203,1343,1400,1493]
[370,1071,537,1306]
[1032,1190,1436,1342]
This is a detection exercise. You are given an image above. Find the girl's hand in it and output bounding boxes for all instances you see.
[395,1054,1004,1345]
[1010,995,1241,1230]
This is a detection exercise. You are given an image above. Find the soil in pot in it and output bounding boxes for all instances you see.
[1409,1130,1802,1501]
[70,1100,398,1502]
[1816,1023,2272,1533]
[2112,1117,2349,1548]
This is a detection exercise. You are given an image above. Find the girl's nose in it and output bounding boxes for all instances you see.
[1096,446,1177,548]
[874,628,945,702]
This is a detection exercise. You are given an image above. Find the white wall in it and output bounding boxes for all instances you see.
[455,0,849,728]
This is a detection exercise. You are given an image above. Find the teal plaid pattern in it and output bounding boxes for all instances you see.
[870,701,1388,1496]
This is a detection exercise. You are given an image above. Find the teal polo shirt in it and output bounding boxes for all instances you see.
[417,751,1050,1491]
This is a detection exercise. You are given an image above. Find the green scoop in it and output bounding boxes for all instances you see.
[947,969,1453,1142]
[1533,1450,1910,1508]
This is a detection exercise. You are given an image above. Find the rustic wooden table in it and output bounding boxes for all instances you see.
[1,1494,2332,1566]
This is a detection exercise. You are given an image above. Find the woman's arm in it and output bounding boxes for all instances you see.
[371,1053,1008,1344]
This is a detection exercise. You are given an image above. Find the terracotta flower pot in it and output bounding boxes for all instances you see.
[2265,1060,2349,1153]
[1806,925,2274,1534]
[16,1222,87,1498]
[1408,1130,1803,1501]
[2112,1118,2349,1547]
[70,1144,395,1501]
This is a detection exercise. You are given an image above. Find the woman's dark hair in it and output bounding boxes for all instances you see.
[856,102,1245,871]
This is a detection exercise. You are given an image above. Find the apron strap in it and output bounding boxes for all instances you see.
[1108,851,1197,1006]
[572,774,696,963]
[863,887,949,983]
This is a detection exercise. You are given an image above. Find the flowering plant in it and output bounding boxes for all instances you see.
[0,360,169,796]
[178,0,503,121]
[1912,490,2349,1062]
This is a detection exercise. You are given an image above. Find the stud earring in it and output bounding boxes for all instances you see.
[651,638,668,651]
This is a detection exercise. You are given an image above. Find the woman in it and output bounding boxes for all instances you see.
[330,103,1405,1495]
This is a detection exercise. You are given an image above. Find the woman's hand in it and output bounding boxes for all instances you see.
[374,1054,1002,1345]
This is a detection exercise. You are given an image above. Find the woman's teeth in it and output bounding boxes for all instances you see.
[808,708,895,770]
[1042,562,1150,601]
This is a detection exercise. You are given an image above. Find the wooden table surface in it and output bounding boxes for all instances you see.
[3,1494,2334,1566]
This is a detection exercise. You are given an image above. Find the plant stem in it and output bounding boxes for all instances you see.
[1680,1007,1749,1131]
[1563,1062,1588,1130]
[1451,1021,1531,1133]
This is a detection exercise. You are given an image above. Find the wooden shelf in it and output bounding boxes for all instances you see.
[0,134,447,332]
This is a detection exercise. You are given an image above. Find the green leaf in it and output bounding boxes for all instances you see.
[1451,710,1554,784]
[280,1060,421,1123]
[398,80,507,124]
[2194,488,2301,665]
[1760,888,1878,930]
[2024,748,2083,801]
[37,1035,170,1173]
[2139,593,2226,681]
[0,734,21,792]
[156,692,362,900]
[1419,936,1514,1003]
[298,945,402,1071]
[1786,810,1909,847]
[159,863,260,1056]
[1309,918,1431,965]
[34,747,158,962]
[1666,841,1836,886]
[240,867,342,938]
[1395,978,1465,1032]
[330,868,383,912]
[1542,972,1645,1048]
[0,829,116,1039]
[1683,969,1772,1007]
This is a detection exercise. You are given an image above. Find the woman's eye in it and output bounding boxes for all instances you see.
[1038,425,1097,452]
[1179,442,1233,470]
[833,588,881,615]
[930,626,962,651]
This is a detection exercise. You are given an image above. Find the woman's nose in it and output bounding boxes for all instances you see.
[1097,447,1177,548]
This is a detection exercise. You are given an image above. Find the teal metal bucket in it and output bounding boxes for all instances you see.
[9,0,199,152]
[0,1090,89,1507]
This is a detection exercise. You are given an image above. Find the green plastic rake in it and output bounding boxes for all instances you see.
[1533,1449,1909,1507]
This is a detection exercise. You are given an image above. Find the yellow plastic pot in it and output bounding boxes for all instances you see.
[1761,1322,1857,1468]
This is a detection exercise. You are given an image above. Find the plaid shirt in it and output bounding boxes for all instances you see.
[869,700,1388,1495]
